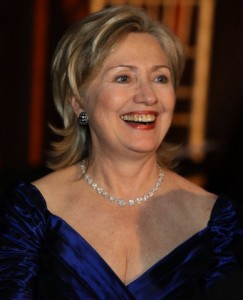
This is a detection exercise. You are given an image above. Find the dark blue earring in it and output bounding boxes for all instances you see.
[78,111,89,126]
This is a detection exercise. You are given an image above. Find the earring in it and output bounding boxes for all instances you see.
[78,111,89,126]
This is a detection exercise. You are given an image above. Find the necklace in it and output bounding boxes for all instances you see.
[80,159,164,207]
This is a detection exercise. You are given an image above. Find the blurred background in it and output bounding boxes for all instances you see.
[0,0,243,200]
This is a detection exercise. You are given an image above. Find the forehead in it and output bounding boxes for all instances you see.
[103,32,168,66]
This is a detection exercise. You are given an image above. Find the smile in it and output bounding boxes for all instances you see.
[121,113,156,124]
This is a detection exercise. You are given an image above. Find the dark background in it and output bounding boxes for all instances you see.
[0,0,243,200]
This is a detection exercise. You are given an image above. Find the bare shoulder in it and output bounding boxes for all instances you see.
[165,169,216,199]
[32,164,83,213]
[163,169,217,228]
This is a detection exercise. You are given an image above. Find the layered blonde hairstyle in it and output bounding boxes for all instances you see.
[47,5,185,170]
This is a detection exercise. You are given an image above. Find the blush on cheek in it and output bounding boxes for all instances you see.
[89,112,114,130]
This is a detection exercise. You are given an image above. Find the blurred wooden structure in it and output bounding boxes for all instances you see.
[90,0,216,163]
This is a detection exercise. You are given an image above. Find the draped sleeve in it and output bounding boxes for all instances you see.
[1,183,243,300]
[203,195,243,289]
[0,182,47,299]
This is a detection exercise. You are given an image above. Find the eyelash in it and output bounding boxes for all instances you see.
[155,75,169,84]
[115,75,130,83]
[115,74,169,84]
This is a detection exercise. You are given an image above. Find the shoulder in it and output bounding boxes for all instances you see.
[209,193,243,239]
[0,182,46,296]
[165,171,218,212]
[32,163,84,214]
[202,193,243,291]
[0,181,47,214]
[165,169,215,197]
[0,181,48,251]
[33,163,82,190]
[163,170,217,232]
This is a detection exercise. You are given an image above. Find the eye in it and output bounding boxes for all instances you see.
[155,75,168,84]
[115,75,130,83]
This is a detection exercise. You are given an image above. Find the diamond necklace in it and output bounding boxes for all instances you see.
[80,159,164,207]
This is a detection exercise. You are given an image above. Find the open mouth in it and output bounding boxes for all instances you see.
[121,113,156,125]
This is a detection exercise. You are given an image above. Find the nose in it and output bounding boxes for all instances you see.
[133,80,158,105]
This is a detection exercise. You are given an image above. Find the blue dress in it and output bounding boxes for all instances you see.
[0,182,243,299]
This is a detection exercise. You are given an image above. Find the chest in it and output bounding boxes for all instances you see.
[40,218,217,299]
[60,205,200,285]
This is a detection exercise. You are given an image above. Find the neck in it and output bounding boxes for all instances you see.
[83,155,162,201]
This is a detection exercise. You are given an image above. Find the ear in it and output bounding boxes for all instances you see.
[68,96,83,117]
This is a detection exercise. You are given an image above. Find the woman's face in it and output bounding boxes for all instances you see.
[83,32,175,159]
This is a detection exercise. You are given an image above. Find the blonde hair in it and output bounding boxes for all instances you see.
[47,5,185,170]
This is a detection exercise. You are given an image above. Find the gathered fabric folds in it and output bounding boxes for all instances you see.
[1,182,243,299]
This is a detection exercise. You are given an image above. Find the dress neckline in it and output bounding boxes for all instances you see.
[26,182,225,288]
[51,210,210,288]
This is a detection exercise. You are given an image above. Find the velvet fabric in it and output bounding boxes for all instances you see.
[1,182,243,299]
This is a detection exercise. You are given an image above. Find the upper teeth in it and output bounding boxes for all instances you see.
[121,114,155,122]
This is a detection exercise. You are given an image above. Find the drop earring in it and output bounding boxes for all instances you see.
[78,111,89,126]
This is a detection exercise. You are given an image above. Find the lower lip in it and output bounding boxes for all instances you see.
[124,122,156,130]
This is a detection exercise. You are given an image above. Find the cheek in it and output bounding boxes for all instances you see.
[94,89,126,116]
[86,91,116,125]
[162,93,176,113]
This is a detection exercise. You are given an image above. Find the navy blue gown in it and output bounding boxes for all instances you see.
[1,182,243,299]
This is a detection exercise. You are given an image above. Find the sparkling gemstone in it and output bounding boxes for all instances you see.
[97,188,103,194]
[81,159,164,207]
[118,199,126,206]
[128,200,135,206]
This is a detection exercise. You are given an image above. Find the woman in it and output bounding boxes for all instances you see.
[1,6,243,299]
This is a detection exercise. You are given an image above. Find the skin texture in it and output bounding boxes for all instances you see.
[72,33,175,162]
[34,33,216,285]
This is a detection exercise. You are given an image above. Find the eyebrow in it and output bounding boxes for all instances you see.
[108,64,171,72]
